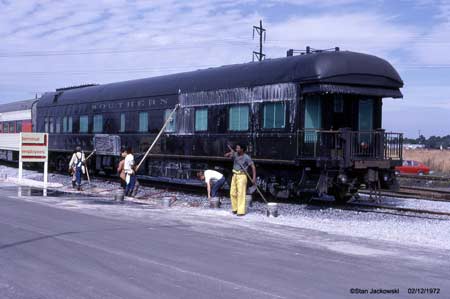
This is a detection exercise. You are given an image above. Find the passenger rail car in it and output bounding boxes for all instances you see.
[0,99,35,161]
[36,49,403,201]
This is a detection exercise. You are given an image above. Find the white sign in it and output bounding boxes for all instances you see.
[19,133,49,195]
[20,133,48,162]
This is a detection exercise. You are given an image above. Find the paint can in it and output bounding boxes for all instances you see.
[162,197,171,208]
[266,202,278,217]
[209,197,220,209]
[114,189,124,201]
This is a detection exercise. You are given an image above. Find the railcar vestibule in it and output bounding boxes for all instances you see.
[303,94,382,132]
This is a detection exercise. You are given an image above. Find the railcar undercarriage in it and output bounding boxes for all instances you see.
[46,127,402,203]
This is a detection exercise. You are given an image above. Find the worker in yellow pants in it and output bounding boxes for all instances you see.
[225,143,256,216]
[230,171,248,215]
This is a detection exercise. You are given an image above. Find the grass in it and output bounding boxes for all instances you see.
[403,149,450,176]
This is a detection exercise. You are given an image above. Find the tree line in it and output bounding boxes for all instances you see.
[404,135,450,149]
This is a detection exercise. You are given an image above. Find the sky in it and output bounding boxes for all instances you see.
[0,0,449,138]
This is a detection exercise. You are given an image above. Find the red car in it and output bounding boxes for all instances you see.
[395,160,430,175]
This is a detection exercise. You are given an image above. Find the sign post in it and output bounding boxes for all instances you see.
[19,133,49,195]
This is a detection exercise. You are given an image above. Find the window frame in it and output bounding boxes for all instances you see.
[79,115,89,133]
[195,108,208,132]
[63,116,67,133]
[262,101,286,130]
[68,116,73,133]
[49,117,54,133]
[138,112,149,132]
[55,117,61,133]
[333,94,344,113]
[44,117,49,133]
[228,104,250,132]
[119,113,126,133]
[164,109,176,133]
[93,114,103,133]
[16,121,22,133]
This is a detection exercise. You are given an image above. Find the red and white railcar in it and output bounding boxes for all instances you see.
[0,99,36,161]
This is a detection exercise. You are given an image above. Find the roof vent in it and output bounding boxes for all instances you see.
[286,46,341,57]
[53,91,63,103]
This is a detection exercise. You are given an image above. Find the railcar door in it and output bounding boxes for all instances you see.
[358,98,374,143]
[302,95,322,156]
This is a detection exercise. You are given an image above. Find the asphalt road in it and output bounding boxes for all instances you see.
[0,184,449,299]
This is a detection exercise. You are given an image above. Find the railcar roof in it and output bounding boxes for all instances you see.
[38,51,403,107]
[0,99,35,113]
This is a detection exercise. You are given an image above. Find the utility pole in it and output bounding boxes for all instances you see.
[253,20,266,62]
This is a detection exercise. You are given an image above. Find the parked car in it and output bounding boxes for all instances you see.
[395,160,430,175]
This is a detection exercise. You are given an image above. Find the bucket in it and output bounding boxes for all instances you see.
[245,195,253,209]
[266,202,278,217]
[114,189,125,201]
[162,197,171,208]
[209,197,221,209]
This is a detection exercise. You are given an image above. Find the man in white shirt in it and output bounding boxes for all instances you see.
[123,147,136,197]
[68,146,86,191]
[197,169,225,199]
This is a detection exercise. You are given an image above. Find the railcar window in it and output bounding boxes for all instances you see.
[228,105,249,131]
[0,122,2,133]
[8,122,15,133]
[263,102,286,129]
[44,117,49,133]
[55,118,60,133]
[63,117,67,133]
[195,108,208,131]
[120,113,125,132]
[333,95,344,113]
[68,116,73,133]
[164,109,176,132]
[16,121,22,133]
[80,115,89,133]
[139,112,148,132]
[49,117,54,133]
[3,122,8,133]
[93,114,103,133]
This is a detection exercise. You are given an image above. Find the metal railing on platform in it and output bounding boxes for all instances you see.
[295,129,402,161]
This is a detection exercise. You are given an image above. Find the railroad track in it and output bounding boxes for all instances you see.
[359,186,450,201]
[346,202,450,220]
[303,197,450,220]
[397,174,450,182]
[4,161,450,219]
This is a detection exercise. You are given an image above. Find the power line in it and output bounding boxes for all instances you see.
[0,39,253,58]
[0,65,215,77]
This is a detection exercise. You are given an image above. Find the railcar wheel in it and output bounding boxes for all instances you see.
[55,156,68,173]
[331,186,352,204]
